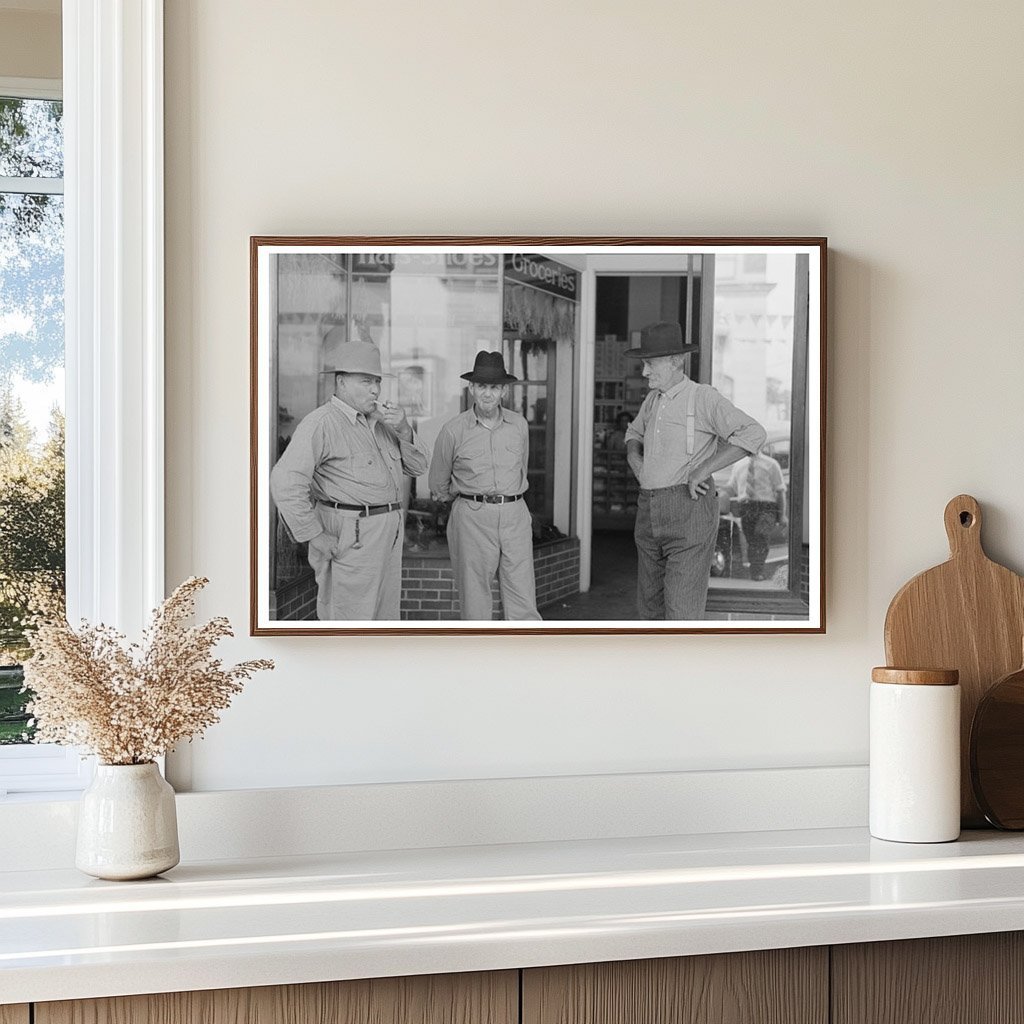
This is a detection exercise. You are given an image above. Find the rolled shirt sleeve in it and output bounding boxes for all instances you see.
[270,415,327,543]
[428,424,457,501]
[706,389,767,455]
[397,429,429,477]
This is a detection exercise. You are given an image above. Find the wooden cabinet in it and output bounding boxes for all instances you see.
[17,933,1024,1024]
[523,949,828,1024]
[35,972,517,1024]
[832,932,1024,1024]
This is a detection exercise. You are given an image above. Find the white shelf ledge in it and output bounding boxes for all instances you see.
[5,826,1024,1004]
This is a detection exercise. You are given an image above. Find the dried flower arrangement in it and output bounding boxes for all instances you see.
[22,577,273,765]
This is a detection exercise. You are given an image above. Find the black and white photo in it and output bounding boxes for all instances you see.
[251,238,825,634]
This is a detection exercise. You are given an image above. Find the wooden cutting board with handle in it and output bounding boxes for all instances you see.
[884,494,1024,827]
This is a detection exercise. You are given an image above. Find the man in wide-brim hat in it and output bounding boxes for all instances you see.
[428,351,541,621]
[270,334,429,621]
[623,321,767,620]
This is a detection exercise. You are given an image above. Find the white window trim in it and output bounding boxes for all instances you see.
[0,76,62,100]
[0,1,164,797]
[0,79,64,219]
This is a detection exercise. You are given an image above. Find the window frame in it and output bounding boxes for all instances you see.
[0,0,165,799]
[0,75,80,795]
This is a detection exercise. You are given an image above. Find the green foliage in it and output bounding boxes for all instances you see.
[0,666,31,744]
[0,390,65,664]
[0,97,62,178]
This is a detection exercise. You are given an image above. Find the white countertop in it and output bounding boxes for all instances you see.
[5,826,1024,1004]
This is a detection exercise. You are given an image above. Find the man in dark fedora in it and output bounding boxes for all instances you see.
[624,322,767,620]
[270,339,429,621]
[428,351,541,621]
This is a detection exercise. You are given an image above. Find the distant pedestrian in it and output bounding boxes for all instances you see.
[726,450,787,581]
[605,410,633,452]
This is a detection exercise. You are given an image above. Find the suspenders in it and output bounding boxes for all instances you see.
[685,384,696,457]
[652,384,698,456]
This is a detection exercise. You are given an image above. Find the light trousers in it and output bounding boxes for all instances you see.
[447,498,541,621]
[308,506,403,621]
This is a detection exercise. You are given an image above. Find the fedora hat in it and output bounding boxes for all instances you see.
[460,351,518,384]
[319,340,388,378]
[624,321,699,359]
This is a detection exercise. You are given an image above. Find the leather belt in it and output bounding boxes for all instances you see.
[459,493,525,504]
[318,500,402,516]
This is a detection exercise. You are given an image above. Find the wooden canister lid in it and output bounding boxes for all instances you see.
[871,667,959,686]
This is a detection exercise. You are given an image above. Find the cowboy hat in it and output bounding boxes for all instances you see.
[460,351,518,384]
[318,340,389,378]
[624,321,699,359]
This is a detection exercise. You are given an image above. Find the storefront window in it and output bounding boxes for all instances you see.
[272,253,348,591]
[708,252,801,594]
[350,254,503,553]
[266,251,585,620]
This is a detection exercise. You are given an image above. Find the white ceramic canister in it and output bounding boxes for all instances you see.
[869,667,960,843]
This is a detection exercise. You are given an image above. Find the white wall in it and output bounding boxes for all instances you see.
[163,0,1024,791]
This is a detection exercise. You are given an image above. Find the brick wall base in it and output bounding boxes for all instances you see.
[273,537,582,622]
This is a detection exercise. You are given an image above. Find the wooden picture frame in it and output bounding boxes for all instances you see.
[251,237,826,635]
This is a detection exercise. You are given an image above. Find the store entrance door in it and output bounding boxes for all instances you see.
[578,272,700,616]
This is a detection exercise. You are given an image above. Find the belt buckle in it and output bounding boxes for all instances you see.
[362,504,371,517]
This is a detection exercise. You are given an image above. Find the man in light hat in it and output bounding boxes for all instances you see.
[624,322,767,620]
[270,339,429,621]
[428,351,541,621]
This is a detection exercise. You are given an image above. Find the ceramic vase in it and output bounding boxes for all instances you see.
[75,762,180,880]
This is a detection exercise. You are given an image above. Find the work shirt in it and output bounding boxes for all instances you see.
[428,407,530,501]
[624,377,766,490]
[270,395,428,542]
[728,452,785,503]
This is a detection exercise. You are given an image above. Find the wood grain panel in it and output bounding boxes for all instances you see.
[833,933,1024,1024]
[883,493,1024,826]
[522,949,828,1024]
[0,1006,30,1024]
[36,971,518,1024]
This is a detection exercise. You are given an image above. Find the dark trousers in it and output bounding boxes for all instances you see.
[740,501,778,576]
[635,484,718,620]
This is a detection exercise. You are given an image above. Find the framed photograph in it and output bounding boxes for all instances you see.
[251,237,826,635]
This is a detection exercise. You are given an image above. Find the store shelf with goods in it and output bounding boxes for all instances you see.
[592,449,639,530]
[594,334,640,379]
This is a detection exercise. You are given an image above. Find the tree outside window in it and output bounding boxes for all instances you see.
[0,94,65,744]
